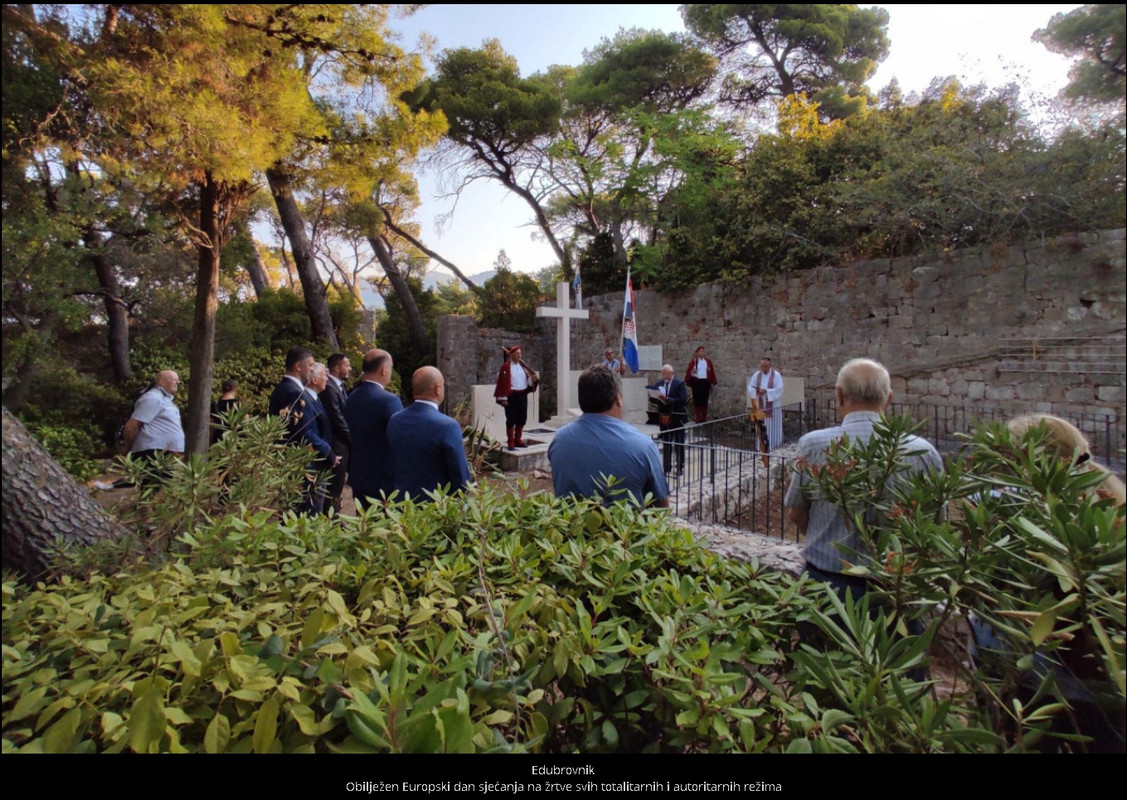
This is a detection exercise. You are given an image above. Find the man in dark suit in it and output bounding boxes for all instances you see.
[386,366,472,502]
[268,346,336,515]
[344,348,403,511]
[320,353,352,513]
[268,346,314,440]
[647,363,688,476]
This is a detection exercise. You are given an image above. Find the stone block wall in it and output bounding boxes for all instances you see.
[571,230,1126,422]
[438,230,1125,431]
[437,315,557,422]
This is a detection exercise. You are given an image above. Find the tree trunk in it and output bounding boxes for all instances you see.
[367,232,430,356]
[184,174,222,457]
[2,406,127,580]
[240,219,271,298]
[266,167,340,349]
[380,208,481,295]
[88,230,132,383]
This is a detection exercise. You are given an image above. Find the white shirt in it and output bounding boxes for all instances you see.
[694,359,708,380]
[509,363,528,391]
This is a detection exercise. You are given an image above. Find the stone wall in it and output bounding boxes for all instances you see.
[437,315,558,422]
[572,229,1126,421]
[438,230,1126,426]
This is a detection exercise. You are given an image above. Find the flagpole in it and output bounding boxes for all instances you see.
[620,268,629,368]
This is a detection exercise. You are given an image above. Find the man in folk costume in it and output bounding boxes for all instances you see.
[684,345,717,423]
[747,357,784,449]
[494,345,539,451]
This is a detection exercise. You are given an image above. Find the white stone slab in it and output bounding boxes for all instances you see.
[568,369,583,414]
[637,345,664,372]
[621,377,650,424]
[782,376,805,407]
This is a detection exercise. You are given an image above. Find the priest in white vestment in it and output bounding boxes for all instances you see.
[747,357,784,450]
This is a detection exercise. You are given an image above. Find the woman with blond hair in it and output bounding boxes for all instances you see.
[1007,413,1125,506]
[965,412,1126,752]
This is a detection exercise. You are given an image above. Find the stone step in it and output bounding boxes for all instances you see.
[495,440,551,473]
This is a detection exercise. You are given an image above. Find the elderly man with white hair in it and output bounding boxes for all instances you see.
[784,358,943,600]
[646,363,688,477]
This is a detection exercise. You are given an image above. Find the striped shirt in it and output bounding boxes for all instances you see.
[784,411,943,573]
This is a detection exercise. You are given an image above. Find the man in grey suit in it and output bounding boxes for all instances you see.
[344,349,402,511]
[385,366,472,502]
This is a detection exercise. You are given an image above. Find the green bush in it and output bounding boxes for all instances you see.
[2,476,810,753]
[25,422,103,482]
[477,267,543,332]
[4,420,1122,753]
[792,416,1126,752]
[16,367,130,457]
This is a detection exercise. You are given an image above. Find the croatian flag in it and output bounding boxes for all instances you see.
[622,269,640,373]
[572,263,582,309]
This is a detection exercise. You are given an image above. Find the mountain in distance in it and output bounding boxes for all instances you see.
[357,268,494,310]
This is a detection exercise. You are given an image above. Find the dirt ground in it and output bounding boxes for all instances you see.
[88,460,556,515]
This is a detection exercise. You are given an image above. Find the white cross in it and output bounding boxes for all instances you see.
[536,281,588,416]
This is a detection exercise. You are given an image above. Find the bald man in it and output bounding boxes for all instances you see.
[784,358,943,601]
[385,366,472,501]
[344,349,403,510]
[122,369,184,484]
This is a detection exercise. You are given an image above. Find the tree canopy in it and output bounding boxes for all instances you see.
[1035,3,1126,106]
[3,3,1124,472]
[680,3,891,118]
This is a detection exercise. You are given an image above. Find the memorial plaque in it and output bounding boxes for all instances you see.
[637,345,664,372]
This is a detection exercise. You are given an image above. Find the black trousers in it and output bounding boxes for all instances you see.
[688,378,711,408]
[504,390,529,428]
[325,445,349,512]
[659,414,686,473]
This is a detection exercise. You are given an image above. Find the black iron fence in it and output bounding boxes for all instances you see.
[804,399,1123,474]
[655,413,798,540]
[654,399,1124,535]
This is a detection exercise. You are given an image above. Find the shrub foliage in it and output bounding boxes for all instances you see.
[2,421,1123,753]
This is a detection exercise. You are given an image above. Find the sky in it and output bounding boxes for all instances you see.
[383,3,1082,281]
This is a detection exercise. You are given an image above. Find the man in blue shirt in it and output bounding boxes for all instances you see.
[120,369,184,487]
[549,366,669,508]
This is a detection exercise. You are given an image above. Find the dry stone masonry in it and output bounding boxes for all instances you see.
[439,230,1125,428]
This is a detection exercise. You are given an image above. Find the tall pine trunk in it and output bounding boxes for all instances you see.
[88,229,132,383]
[238,219,271,298]
[184,174,222,456]
[266,167,339,349]
[368,232,429,356]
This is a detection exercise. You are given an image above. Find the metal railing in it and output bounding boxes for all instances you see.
[654,413,799,540]
[654,398,1125,535]
[994,335,1126,376]
[804,399,1123,473]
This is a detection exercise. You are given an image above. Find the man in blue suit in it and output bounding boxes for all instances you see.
[268,345,315,442]
[386,366,472,502]
[268,346,336,514]
[344,348,403,511]
[647,363,688,477]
